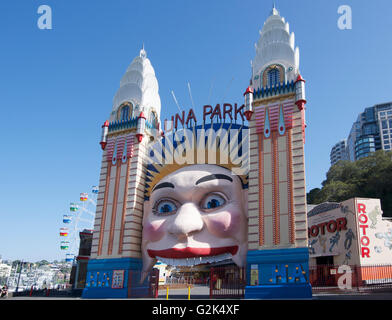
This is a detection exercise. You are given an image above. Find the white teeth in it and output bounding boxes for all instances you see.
[157,253,232,266]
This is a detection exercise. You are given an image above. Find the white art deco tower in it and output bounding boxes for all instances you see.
[243,6,312,298]
[83,48,162,298]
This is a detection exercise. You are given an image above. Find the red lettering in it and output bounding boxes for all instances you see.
[309,217,348,237]
[361,247,370,258]
[361,236,370,246]
[234,103,245,121]
[359,224,368,235]
[336,217,348,231]
[357,203,371,259]
[210,104,222,120]
[310,225,319,237]
[317,222,328,235]
[358,203,366,214]
[358,213,368,224]
[203,105,213,122]
[175,111,185,130]
[223,103,233,120]
[327,220,337,233]
[185,108,197,126]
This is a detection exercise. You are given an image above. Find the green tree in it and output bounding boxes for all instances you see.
[35,260,50,268]
[306,187,321,204]
[12,260,22,268]
[315,180,357,203]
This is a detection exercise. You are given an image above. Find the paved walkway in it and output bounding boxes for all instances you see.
[5,285,392,300]
[159,286,392,300]
[158,285,210,299]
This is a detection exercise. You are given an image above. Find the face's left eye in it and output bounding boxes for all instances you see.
[200,193,226,211]
[153,199,178,216]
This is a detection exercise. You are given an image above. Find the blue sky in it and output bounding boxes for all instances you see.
[0,0,391,262]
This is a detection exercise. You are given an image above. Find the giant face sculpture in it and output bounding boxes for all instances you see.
[142,164,248,272]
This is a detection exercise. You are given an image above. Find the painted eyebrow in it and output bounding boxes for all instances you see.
[195,174,233,185]
[152,182,175,193]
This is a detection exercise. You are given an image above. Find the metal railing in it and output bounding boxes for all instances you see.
[309,264,392,292]
[164,277,209,286]
[128,269,159,298]
[209,266,246,299]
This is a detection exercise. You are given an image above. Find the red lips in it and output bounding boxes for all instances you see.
[147,246,238,259]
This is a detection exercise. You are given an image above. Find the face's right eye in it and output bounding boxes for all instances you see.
[200,193,226,211]
[153,199,178,216]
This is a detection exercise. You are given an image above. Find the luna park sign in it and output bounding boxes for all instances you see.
[163,103,246,131]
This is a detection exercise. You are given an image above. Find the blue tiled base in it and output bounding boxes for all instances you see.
[82,257,147,299]
[245,247,312,299]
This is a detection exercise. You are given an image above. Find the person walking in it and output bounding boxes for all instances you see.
[1,285,8,298]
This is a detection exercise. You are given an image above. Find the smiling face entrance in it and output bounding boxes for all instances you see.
[141,164,248,272]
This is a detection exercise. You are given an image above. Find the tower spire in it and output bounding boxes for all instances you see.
[140,43,146,58]
[271,1,279,15]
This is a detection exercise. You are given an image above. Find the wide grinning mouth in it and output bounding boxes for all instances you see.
[147,246,238,267]
[147,246,238,259]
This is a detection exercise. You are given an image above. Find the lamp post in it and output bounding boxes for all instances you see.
[15,260,23,292]
[74,256,80,289]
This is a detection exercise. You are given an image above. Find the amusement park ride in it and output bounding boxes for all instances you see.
[59,187,98,263]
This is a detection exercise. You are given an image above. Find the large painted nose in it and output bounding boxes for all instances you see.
[168,203,204,240]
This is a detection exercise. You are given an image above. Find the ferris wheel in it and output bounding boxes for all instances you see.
[59,186,98,263]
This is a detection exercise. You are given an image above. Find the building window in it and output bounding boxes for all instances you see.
[268,68,280,87]
[150,111,157,125]
[365,108,374,121]
[117,103,133,121]
[120,106,129,121]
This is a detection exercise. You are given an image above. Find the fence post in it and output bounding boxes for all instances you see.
[209,267,213,299]
[242,267,245,297]
[155,270,159,299]
[355,265,361,292]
